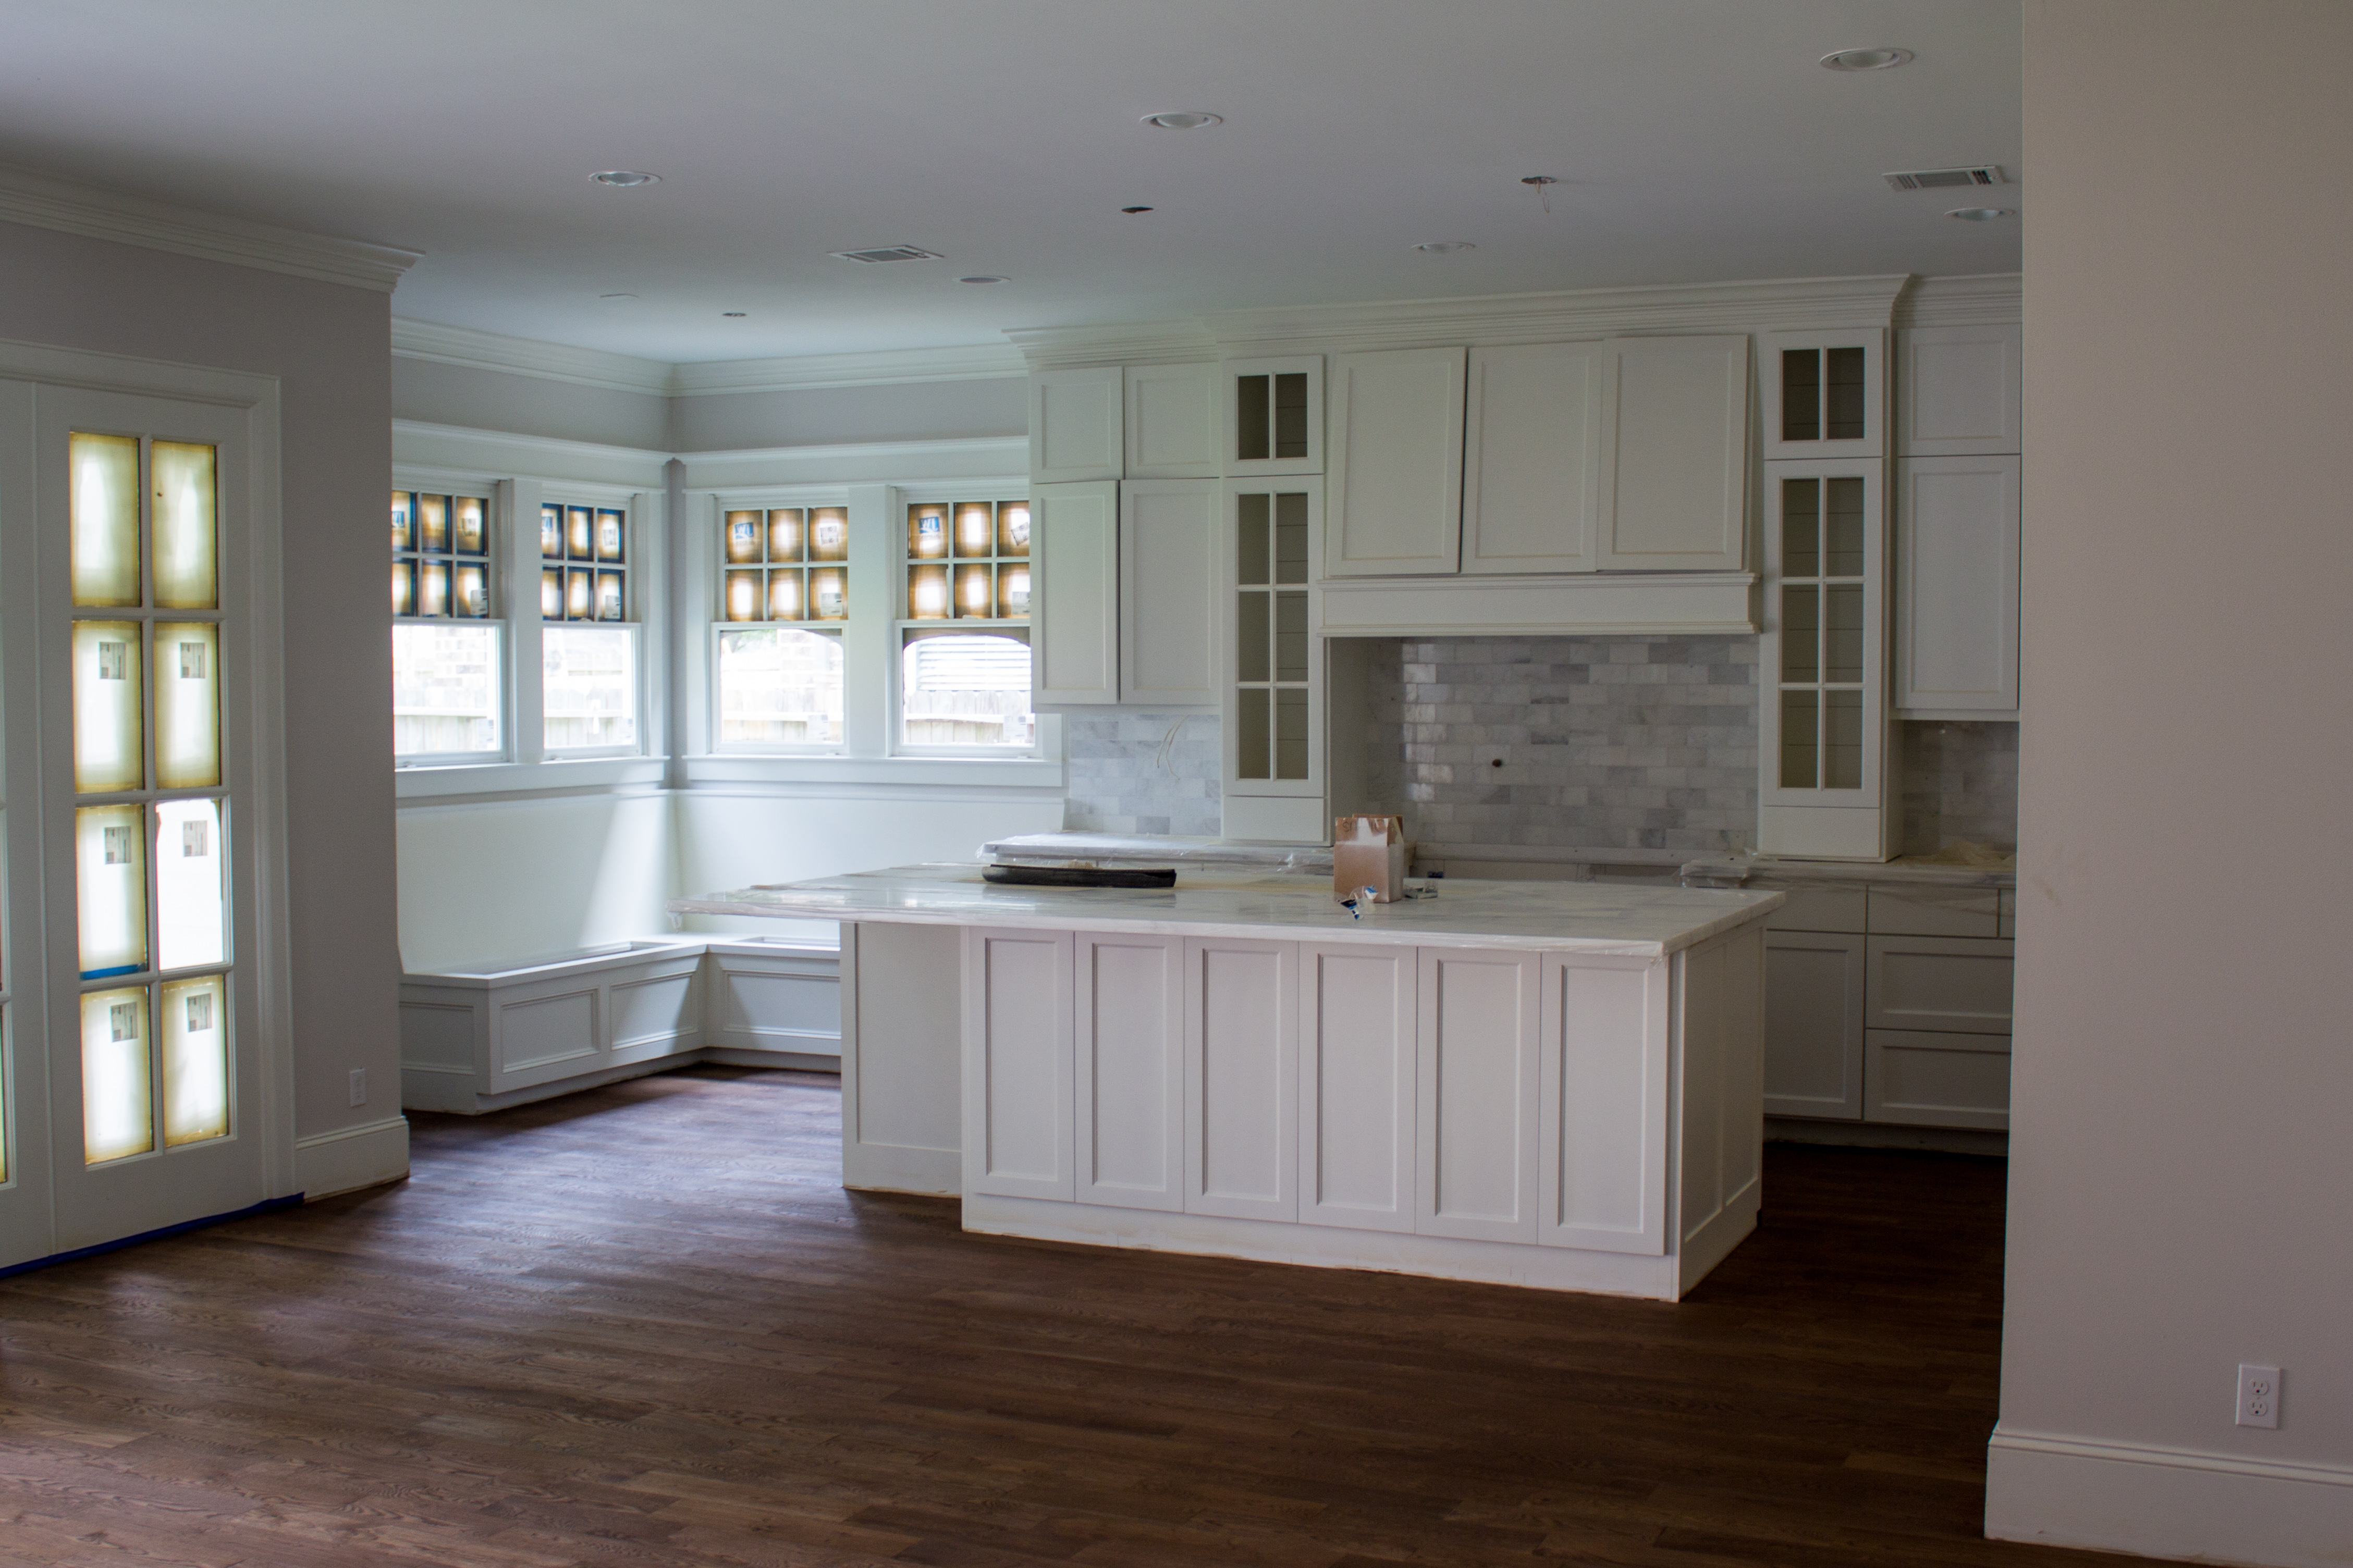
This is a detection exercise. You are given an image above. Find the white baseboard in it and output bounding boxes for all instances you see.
[293,1115,411,1200]
[1987,1426,2353,1568]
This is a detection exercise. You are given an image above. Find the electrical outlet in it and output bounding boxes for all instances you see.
[348,1068,368,1108]
[2237,1363,2281,1429]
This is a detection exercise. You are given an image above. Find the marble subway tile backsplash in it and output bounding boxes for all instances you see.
[1061,710,1223,836]
[1899,720,2020,854]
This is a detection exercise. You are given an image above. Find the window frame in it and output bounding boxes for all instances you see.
[705,487,855,758]
[889,488,1040,761]
[390,485,506,768]
[537,491,646,762]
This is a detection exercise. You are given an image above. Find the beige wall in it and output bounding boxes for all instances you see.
[1991,4,2353,1561]
[0,220,400,1149]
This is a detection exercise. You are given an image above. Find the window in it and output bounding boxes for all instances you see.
[541,502,638,752]
[391,489,499,759]
[70,430,233,1162]
[899,500,1033,750]
[714,507,848,750]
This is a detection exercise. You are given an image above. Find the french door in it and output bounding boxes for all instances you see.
[0,366,286,1269]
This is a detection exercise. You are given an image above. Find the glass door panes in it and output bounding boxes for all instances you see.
[542,502,628,624]
[1234,490,1312,781]
[542,502,637,752]
[1780,345,1868,445]
[899,500,1033,749]
[1776,474,1868,791]
[715,505,847,748]
[392,490,499,758]
[1236,372,1310,463]
[68,430,233,1166]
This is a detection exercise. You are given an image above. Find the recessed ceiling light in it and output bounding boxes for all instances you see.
[1819,46,1913,71]
[1947,207,2014,221]
[1121,206,1155,214]
[1141,110,1222,131]
[590,170,660,187]
[722,311,747,317]
[959,275,1009,285]
[1416,241,1476,254]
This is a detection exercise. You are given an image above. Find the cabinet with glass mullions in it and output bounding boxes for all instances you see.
[67,430,233,1165]
[540,502,631,622]
[391,490,491,620]
[1761,329,1886,463]
[721,505,849,624]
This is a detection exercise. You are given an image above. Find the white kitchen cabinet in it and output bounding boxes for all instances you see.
[1125,361,1220,478]
[1598,335,1750,571]
[1897,325,2023,458]
[1028,367,1124,482]
[1073,932,1184,1211]
[1538,953,1674,1255]
[1221,477,1327,844]
[1462,340,1605,575]
[1865,933,2015,1036]
[1895,454,2020,716]
[1416,947,1540,1243]
[1866,885,2000,939]
[1762,329,1887,462]
[1762,930,1865,1119]
[1758,458,1892,859]
[1030,479,1120,706]
[1297,943,1416,1233]
[1184,936,1299,1222]
[961,927,1075,1202]
[1865,1029,2011,1129]
[703,941,842,1064]
[1117,479,1217,707]
[1222,355,1322,477]
[1325,346,1466,577]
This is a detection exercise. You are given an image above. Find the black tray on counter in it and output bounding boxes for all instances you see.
[983,864,1176,890]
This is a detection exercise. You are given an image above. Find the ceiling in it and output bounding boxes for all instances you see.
[0,1,2020,364]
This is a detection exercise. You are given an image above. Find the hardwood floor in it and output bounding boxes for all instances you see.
[0,1066,2161,1567]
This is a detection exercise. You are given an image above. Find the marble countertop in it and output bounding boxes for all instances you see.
[1680,854,2016,890]
[983,832,1335,871]
[669,863,1784,958]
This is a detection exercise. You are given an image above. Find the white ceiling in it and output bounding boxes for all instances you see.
[0,0,2020,364]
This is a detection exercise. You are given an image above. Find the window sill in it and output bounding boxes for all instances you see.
[682,754,1065,790]
[395,755,666,801]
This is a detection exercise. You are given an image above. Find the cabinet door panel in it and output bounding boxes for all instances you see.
[1463,341,1602,574]
[1598,336,1749,571]
[962,928,1073,1200]
[1076,934,1183,1209]
[1119,479,1217,706]
[1866,935,2014,1035]
[1763,930,1864,1119]
[1030,367,1123,482]
[1895,455,2020,714]
[1326,347,1466,577]
[1761,329,1887,462]
[1223,356,1323,477]
[1538,955,1668,1254]
[1898,325,2022,457]
[1184,938,1298,1220]
[1126,362,1219,478]
[1032,480,1119,705]
[1865,1028,2011,1129]
[1298,944,1415,1232]
[1416,947,1539,1242]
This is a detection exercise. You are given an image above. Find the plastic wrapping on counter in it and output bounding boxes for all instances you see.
[982,831,1335,875]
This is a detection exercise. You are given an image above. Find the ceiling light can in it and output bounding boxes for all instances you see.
[1947,207,2015,221]
[1141,111,1222,131]
[959,276,1009,285]
[1416,240,1476,254]
[590,170,660,187]
[1819,46,1914,71]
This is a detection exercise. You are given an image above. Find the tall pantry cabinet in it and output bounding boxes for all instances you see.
[1893,325,2023,717]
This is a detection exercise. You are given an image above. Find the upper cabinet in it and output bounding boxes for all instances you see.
[1118,479,1218,707]
[1125,362,1221,479]
[1223,356,1324,477]
[1325,347,1467,578]
[1897,325,2022,457]
[1895,454,2020,715]
[1598,335,1751,572]
[1761,329,1888,462]
[1030,479,1121,706]
[1030,368,1124,483]
[1461,341,1605,575]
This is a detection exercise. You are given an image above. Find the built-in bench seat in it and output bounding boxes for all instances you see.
[399,937,841,1114]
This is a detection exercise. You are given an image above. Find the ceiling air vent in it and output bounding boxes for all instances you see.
[830,245,943,264]
[1883,166,2007,192]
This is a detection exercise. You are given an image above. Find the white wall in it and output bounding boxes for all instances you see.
[668,376,1023,452]
[393,355,669,451]
[1988,6,2353,1563]
[0,219,400,1147]
[395,793,675,973]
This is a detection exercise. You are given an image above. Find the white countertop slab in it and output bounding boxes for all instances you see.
[983,832,1334,871]
[1681,854,2016,890]
[669,863,1784,958]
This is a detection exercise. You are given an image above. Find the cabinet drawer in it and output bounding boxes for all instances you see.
[1867,885,2000,937]
[1865,935,2014,1034]
[1764,885,1866,933]
[1865,1029,2011,1129]
[1763,930,1864,1120]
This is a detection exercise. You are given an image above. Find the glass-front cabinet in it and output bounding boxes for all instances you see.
[1758,459,1890,858]
[1761,329,1886,463]
[1221,478,1328,843]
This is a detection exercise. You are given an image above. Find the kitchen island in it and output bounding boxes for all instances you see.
[670,865,1783,1300]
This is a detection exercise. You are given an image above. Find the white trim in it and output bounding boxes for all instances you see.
[395,756,667,801]
[681,755,1065,790]
[669,342,1027,395]
[0,163,420,292]
[677,438,1025,491]
[292,1116,411,1200]
[1895,273,2023,329]
[1988,1426,2353,1568]
[391,319,670,395]
[1006,320,1219,371]
[1317,571,1758,638]
[392,420,670,488]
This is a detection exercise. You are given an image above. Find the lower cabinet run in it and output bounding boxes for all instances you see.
[960,923,1764,1300]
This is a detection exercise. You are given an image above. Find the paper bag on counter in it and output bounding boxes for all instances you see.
[1333,814,1406,904]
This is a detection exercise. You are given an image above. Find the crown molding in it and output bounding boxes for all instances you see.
[669,342,1028,396]
[0,164,420,293]
[1199,275,1915,357]
[391,318,673,396]
[677,435,1026,491]
[1004,320,1218,371]
[1895,273,2022,329]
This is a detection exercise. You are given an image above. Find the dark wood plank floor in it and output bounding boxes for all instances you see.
[0,1066,2161,1567]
